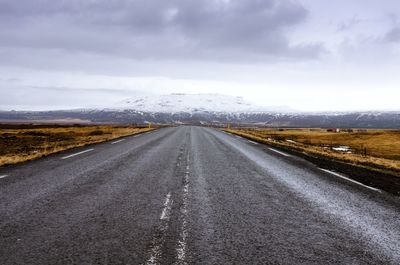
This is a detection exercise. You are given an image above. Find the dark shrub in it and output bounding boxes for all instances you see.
[89,130,104,136]
[22,131,49,136]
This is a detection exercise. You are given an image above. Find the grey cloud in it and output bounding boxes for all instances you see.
[384,27,400,42]
[28,86,133,94]
[0,85,131,110]
[0,0,323,65]
[0,77,21,82]
[337,17,361,32]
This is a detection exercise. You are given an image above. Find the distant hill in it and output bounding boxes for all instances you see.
[1,109,399,128]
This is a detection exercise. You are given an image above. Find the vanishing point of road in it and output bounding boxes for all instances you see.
[0,126,399,264]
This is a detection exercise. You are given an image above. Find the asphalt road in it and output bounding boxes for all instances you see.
[0,126,399,264]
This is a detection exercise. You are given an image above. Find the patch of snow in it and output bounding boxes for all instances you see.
[332,146,351,152]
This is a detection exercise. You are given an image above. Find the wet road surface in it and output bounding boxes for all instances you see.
[0,126,399,264]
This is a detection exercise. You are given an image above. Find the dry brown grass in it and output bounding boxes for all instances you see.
[0,125,154,167]
[225,128,400,173]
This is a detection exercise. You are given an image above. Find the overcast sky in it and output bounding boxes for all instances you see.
[0,0,399,111]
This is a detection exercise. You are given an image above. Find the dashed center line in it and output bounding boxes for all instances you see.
[320,168,381,193]
[146,192,173,265]
[0,175,8,179]
[248,140,259,145]
[176,154,190,265]
[160,192,173,220]
[61,148,94,160]
[268,148,291,157]
[111,139,125,144]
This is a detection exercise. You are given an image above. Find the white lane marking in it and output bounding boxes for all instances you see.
[268,148,291,157]
[248,140,259,145]
[176,154,190,265]
[146,192,173,265]
[160,192,172,220]
[319,168,381,193]
[111,139,125,144]
[61,148,94,160]
[0,175,8,179]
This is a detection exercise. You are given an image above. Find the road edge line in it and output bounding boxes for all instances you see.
[61,148,95,160]
[320,168,381,193]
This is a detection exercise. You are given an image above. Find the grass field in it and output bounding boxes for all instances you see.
[225,128,400,173]
[0,125,154,167]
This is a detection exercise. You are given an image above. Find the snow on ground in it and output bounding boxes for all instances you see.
[332,146,351,152]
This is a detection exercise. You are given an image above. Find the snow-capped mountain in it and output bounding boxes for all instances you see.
[1,93,399,127]
[116,93,289,113]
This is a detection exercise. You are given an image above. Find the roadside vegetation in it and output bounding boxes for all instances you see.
[224,128,400,174]
[0,124,154,167]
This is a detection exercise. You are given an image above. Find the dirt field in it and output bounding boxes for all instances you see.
[225,128,400,174]
[0,124,154,167]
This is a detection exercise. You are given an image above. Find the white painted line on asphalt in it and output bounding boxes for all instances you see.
[61,148,94,160]
[248,140,259,145]
[177,154,190,264]
[146,192,173,265]
[160,192,172,220]
[0,175,8,179]
[111,139,125,144]
[268,148,291,157]
[319,168,382,193]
